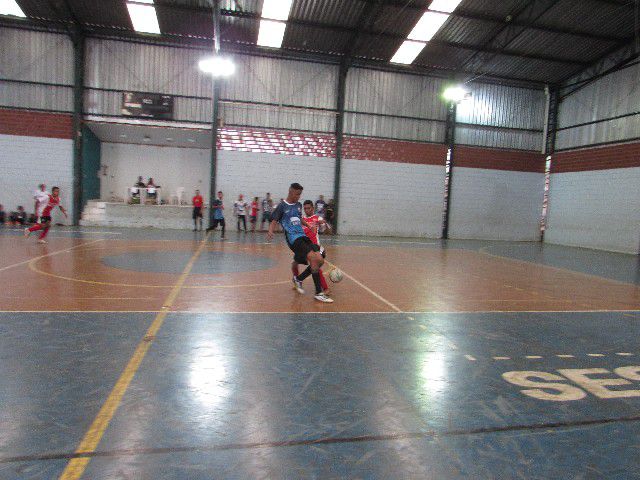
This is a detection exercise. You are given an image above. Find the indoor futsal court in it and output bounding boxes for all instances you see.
[1,0,640,479]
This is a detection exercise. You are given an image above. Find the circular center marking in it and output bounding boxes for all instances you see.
[101,251,276,274]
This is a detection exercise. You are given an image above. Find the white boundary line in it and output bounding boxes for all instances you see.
[324,260,403,313]
[0,239,104,273]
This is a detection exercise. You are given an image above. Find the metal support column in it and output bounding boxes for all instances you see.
[441,100,457,239]
[71,29,85,225]
[332,59,348,234]
[540,86,559,241]
[208,0,221,227]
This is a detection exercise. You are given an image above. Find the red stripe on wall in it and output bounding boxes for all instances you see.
[455,146,545,173]
[552,142,640,173]
[343,136,447,165]
[0,108,73,140]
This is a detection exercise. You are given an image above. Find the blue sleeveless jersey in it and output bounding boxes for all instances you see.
[272,200,306,246]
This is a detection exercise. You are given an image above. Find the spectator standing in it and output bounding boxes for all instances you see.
[234,194,248,231]
[250,197,259,232]
[315,195,327,217]
[207,190,226,239]
[0,204,5,225]
[192,189,204,231]
[34,183,49,220]
[260,192,273,231]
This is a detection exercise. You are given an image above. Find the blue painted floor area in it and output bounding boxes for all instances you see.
[64,311,640,479]
[101,250,276,274]
[0,313,153,480]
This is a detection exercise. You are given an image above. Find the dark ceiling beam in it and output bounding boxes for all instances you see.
[152,0,626,43]
[217,9,587,65]
[355,0,627,42]
[460,0,560,72]
[559,37,640,98]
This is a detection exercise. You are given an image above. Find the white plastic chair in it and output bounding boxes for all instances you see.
[173,187,185,205]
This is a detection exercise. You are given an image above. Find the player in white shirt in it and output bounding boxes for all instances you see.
[33,184,49,220]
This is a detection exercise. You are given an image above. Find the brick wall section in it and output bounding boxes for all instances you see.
[343,136,446,165]
[0,108,73,140]
[552,142,640,173]
[217,127,336,157]
[455,145,545,173]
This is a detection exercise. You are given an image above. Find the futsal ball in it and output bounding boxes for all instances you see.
[329,268,344,283]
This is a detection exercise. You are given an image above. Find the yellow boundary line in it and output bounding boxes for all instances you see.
[58,233,210,480]
[0,239,104,273]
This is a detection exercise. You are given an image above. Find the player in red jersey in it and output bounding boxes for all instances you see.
[292,199,332,294]
[24,186,67,243]
[192,189,205,231]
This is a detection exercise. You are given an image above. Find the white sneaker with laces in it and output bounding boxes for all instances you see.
[314,293,334,303]
[292,276,305,294]
[24,228,30,238]
[37,239,47,244]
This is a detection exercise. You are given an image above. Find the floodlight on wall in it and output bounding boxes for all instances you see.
[199,56,236,77]
[0,0,26,17]
[443,86,470,103]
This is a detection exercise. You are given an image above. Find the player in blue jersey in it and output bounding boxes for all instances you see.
[267,183,333,303]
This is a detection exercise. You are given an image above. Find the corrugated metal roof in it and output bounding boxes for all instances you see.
[2,0,635,87]
[536,0,635,39]
[290,0,367,29]
[507,30,616,64]
[434,16,501,45]
[283,23,351,56]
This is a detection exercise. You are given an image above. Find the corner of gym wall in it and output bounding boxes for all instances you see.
[546,60,640,254]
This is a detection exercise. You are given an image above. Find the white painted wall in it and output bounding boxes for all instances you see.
[448,168,545,241]
[217,149,335,214]
[545,168,640,254]
[338,158,445,237]
[0,134,73,222]
[100,143,210,203]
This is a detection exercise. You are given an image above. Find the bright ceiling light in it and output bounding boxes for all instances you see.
[262,0,293,20]
[428,0,463,14]
[443,86,470,103]
[408,11,449,42]
[257,19,287,48]
[126,2,160,34]
[390,40,425,64]
[0,0,26,17]
[199,56,236,77]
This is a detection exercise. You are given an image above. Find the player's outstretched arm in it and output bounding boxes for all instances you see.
[59,206,68,218]
[267,219,278,241]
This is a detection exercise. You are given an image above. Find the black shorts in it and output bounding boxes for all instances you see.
[40,216,52,223]
[262,212,271,222]
[290,236,320,265]
[212,218,225,228]
[193,207,202,219]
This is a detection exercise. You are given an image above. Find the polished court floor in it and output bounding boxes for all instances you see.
[1,226,639,479]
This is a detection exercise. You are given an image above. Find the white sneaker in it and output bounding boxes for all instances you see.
[24,228,30,238]
[37,239,47,244]
[314,293,334,303]
[292,276,305,294]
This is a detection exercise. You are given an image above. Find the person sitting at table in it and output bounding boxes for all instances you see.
[131,176,146,201]
[146,178,159,203]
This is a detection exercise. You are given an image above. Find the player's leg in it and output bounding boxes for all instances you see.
[38,219,51,243]
[220,218,226,239]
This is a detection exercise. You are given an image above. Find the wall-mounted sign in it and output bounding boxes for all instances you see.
[122,92,173,119]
